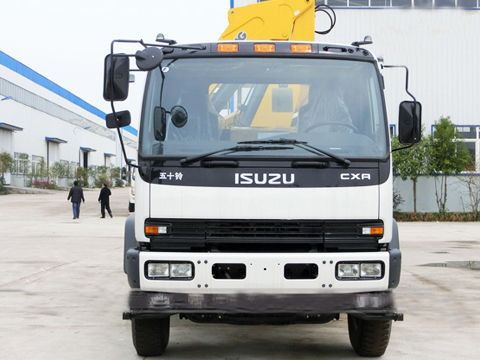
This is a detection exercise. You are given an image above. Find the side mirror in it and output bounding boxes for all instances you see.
[398,101,422,144]
[171,106,188,128]
[105,110,131,129]
[103,54,130,101]
[135,47,164,71]
[153,106,189,140]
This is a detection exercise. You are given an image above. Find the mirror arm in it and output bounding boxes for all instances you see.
[109,104,139,169]
[383,65,416,102]
[111,39,205,54]
[111,39,146,54]
[384,65,419,149]
[391,143,413,153]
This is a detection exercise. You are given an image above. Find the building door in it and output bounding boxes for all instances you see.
[83,151,88,169]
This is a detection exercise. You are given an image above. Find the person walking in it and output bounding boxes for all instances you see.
[98,183,113,218]
[67,180,85,219]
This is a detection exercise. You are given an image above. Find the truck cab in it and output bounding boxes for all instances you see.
[104,3,420,358]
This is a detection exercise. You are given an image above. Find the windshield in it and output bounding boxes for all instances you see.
[140,57,388,159]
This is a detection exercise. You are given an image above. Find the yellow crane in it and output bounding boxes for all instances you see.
[219,0,315,41]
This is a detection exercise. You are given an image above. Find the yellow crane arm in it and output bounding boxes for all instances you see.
[219,0,315,41]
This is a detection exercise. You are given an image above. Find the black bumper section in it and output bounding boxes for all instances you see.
[123,291,403,322]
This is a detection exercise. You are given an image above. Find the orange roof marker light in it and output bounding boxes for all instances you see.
[291,44,312,53]
[254,43,276,53]
[217,43,239,53]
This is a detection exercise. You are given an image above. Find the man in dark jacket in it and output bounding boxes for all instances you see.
[67,180,85,219]
[98,183,113,218]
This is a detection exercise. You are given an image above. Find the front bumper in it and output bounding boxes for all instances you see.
[126,250,401,294]
[124,290,402,321]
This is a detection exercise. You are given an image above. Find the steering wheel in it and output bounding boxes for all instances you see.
[304,121,359,133]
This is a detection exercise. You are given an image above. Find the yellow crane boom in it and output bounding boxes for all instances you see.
[219,0,315,41]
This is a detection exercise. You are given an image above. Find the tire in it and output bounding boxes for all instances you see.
[131,316,170,357]
[348,315,392,357]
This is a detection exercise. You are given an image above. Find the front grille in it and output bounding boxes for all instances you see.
[147,219,383,253]
[206,221,324,240]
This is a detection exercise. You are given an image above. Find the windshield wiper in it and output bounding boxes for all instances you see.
[238,138,351,166]
[180,145,294,166]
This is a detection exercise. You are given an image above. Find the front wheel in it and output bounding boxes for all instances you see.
[132,316,170,357]
[348,315,392,357]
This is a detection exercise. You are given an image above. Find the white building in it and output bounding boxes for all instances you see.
[0,50,137,187]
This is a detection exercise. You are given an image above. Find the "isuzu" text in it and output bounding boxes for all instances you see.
[235,173,295,185]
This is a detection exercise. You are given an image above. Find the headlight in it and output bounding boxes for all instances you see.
[147,263,169,278]
[338,263,359,278]
[146,262,194,280]
[361,263,382,278]
[336,262,384,280]
[171,263,193,278]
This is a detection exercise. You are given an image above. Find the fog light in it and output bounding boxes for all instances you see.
[361,263,382,278]
[338,263,359,278]
[147,263,169,278]
[171,263,193,278]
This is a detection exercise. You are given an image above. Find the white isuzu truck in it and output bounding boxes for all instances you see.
[103,1,421,357]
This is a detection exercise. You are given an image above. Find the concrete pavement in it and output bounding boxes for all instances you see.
[0,188,479,359]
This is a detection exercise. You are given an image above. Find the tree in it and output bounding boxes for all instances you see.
[50,161,65,179]
[111,166,124,187]
[458,172,480,220]
[392,134,429,213]
[76,167,90,187]
[427,116,472,213]
[0,151,14,185]
[92,166,109,188]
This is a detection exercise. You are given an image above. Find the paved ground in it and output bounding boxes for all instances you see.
[0,188,479,359]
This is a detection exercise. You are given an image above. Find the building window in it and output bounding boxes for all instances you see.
[324,0,480,7]
[391,0,413,6]
[458,0,478,7]
[13,152,29,175]
[105,155,112,167]
[456,126,479,171]
[31,155,45,177]
[328,0,348,6]
[350,0,369,6]
[435,0,456,7]
[371,0,390,5]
